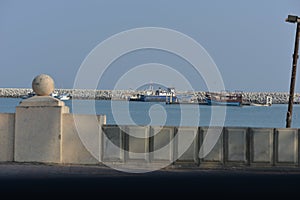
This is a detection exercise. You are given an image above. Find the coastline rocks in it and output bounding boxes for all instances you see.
[0,88,33,98]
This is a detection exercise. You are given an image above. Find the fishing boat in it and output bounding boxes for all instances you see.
[205,91,243,106]
[129,87,177,102]
[250,96,272,107]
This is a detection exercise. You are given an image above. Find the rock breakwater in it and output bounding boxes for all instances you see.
[0,88,298,104]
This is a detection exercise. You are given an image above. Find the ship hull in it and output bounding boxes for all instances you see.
[143,96,177,102]
[130,95,177,102]
[206,99,241,106]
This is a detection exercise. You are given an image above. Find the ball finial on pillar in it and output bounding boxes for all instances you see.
[32,74,55,96]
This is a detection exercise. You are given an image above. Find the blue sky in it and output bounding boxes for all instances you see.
[0,0,299,92]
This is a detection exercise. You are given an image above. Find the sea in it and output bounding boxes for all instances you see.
[2,97,300,128]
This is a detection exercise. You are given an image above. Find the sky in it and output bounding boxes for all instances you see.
[0,0,300,92]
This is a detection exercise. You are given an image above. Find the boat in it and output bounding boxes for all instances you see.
[21,91,36,99]
[57,93,71,101]
[129,87,177,102]
[50,91,59,98]
[294,96,300,104]
[250,96,272,107]
[205,91,243,106]
[21,91,71,101]
[165,94,208,105]
[129,94,143,101]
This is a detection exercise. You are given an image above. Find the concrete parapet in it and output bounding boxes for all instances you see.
[250,128,274,166]
[0,113,15,161]
[174,127,199,166]
[225,127,248,165]
[150,126,174,163]
[275,128,298,166]
[125,126,149,162]
[61,114,105,164]
[101,125,125,163]
[200,127,224,166]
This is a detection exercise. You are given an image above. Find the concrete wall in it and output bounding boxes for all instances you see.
[250,128,274,166]
[99,126,300,168]
[0,113,14,161]
[200,127,223,166]
[175,127,199,166]
[61,114,104,164]
[2,105,300,168]
[14,106,64,163]
[101,125,125,163]
[275,128,298,165]
[225,127,248,165]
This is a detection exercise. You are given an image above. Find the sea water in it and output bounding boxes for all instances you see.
[2,98,300,128]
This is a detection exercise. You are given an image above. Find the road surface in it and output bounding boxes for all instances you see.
[1,163,300,198]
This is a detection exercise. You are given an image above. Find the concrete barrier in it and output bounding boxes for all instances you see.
[125,126,149,162]
[0,113,14,161]
[200,127,224,167]
[101,125,125,163]
[61,114,105,164]
[150,126,174,163]
[174,127,199,166]
[250,128,274,166]
[225,127,248,165]
[275,128,298,166]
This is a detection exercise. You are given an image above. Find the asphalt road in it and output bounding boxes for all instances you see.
[1,163,300,199]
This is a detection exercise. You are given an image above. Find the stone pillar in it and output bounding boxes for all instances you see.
[14,74,69,163]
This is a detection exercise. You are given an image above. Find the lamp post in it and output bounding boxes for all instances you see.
[286,15,300,128]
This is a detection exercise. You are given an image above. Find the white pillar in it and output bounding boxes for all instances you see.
[14,74,69,163]
[14,96,69,163]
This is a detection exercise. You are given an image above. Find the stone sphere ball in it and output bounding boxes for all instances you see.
[32,74,55,96]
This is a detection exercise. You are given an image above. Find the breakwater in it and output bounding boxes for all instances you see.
[0,88,299,104]
[194,91,297,104]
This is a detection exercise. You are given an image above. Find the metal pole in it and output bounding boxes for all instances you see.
[286,22,300,128]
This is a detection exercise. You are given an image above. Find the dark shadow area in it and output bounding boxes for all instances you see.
[0,164,300,199]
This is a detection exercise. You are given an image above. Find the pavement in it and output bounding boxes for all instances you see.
[1,162,300,199]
